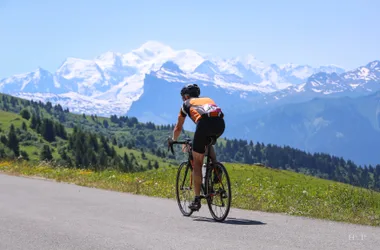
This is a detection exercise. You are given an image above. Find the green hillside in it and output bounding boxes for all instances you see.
[0,92,379,192]
[0,94,172,172]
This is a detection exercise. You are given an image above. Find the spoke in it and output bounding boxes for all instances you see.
[206,163,231,221]
[176,163,194,216]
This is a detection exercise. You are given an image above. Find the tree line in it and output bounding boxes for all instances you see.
[0,121,161,173]
[214,138,380,191]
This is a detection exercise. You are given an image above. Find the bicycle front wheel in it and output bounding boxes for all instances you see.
[205,162,232,222]
[175,161,194,217]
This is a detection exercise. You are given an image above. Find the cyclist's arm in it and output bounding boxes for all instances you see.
[173,108,186,141]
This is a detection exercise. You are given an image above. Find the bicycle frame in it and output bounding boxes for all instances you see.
[169,137,216,196]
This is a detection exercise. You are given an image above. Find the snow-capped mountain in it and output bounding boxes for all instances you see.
[304,60,380,94]
[0,41,346,117]
[259,60,380,107]
[0,67,60,93]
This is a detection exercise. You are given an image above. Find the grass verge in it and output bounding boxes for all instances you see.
[0,160,379,227]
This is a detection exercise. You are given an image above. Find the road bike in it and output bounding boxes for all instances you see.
[168,137,231,222]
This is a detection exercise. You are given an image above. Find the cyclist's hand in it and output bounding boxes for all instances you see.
[167,137,174,148]
[167,137,175,154]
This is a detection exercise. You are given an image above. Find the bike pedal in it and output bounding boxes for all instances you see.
[189,206,201,212]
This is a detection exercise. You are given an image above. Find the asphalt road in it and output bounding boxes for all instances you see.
[0,173,379,250]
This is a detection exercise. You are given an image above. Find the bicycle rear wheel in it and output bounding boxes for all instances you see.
[205,162,231,222]
[175,162,194,217]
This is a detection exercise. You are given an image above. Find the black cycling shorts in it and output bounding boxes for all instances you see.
[192,117,225,154]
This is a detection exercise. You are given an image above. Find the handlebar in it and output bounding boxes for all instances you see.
[167,138,192,155]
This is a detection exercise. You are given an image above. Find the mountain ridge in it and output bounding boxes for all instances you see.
[226,90,380,165]
[0,40,349,117]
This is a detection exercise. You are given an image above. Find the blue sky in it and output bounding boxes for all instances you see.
[0,0,379,78]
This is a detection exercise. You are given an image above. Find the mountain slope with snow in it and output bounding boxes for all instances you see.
[249,60,380,109]
[0,41,347,117]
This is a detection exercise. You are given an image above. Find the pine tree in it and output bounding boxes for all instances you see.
[54,123,67,139]
[110,146,116,157]
[45,101,53,113]
[156,149,161,157]
[147,160,152,170]
[75,140,84,167]
[374,165,380,190]
[122,152,130,172]
[21,122,27,131]
[41,118,56,142]
[101,136,111,156]
[20,109,30,120]
[87,150,97,167]
[103,120,109,128]
[360,167,370,188]
[7,124,19,156]
[10,97,17,107]
[30,114,38,129]
[140,148,146,159]
[154,161,159,169]
[40,145,53,161]
[3,101,9,111]
[89,134,99,152]
[20,150,29,160]
[60,149,68,161]
[98,149,108,168]
[0,135,7,145]
[54,104,63,113]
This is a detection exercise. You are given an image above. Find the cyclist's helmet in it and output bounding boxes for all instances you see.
[180,84,200,98]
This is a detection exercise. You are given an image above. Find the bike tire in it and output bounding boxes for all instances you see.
[205,162,232,222]
[175,161,194,217]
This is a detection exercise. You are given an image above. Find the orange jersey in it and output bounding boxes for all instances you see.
[179,97,224,124]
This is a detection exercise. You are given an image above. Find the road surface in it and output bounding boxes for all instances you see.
[0,173,379,250]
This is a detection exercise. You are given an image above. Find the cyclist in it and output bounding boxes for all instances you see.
[168,83,225,211]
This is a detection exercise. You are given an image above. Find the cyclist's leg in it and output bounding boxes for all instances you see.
[192,150,204,196]
[207,117,225,183]
[208,145,216,164]
[189,120,208,210]
[209,117,225,164]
